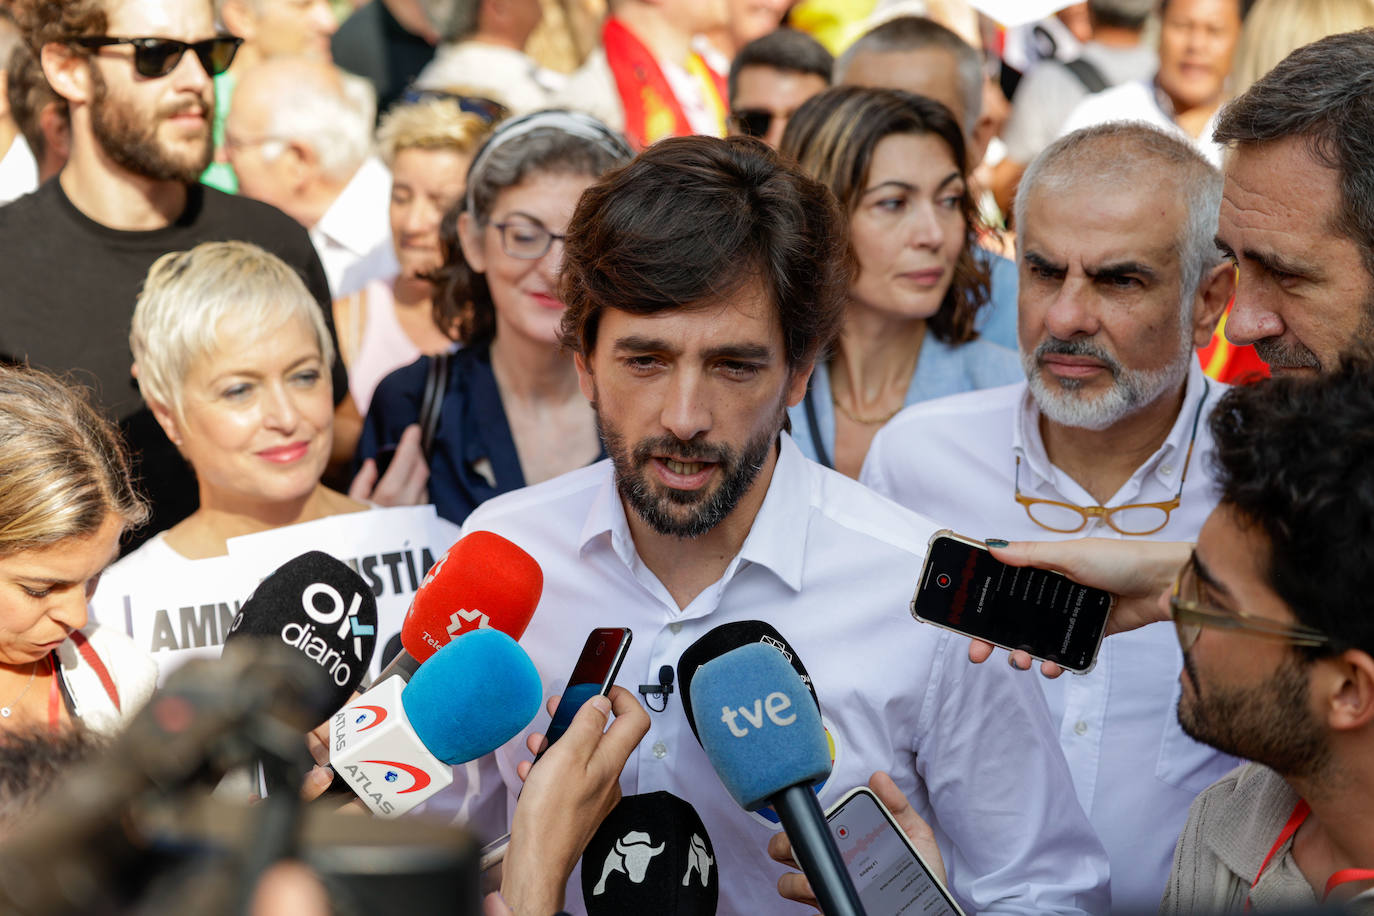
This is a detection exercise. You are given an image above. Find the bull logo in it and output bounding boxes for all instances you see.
[682,833,712,887]
[592,831,665,895]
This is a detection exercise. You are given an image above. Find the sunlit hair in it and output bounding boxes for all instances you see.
[130,241,334,417]
[10,0,106,52]
[0,365,147,555]
[1230,0,1374,97]
[376,97,492,168]
[779,85,987,345]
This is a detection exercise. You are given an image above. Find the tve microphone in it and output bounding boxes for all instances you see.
[581,791,719,916]
[375,531,544,685]
[224,550,378,720]
[330,628,542,817]
[689,643,865,916]
[676,620,819,741]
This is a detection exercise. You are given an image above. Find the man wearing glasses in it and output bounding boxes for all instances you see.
[862,121,1238,911]
[0,0,344,551]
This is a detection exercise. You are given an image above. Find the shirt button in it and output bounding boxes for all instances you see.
[652,741,668,759]
[1160,464,1174,476]
[1074,720,1089,736]
[669,622,682,635]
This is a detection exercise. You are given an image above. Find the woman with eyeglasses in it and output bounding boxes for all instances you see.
[357,111,633,525]
[779,86,1021,479]
[331,97,494,463]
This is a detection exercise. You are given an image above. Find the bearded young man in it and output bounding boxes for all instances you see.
[862,122,1237,911]
[455,135,1110,916]
[0,0,344,549]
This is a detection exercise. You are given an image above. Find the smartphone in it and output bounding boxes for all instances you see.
[911,530,1113,674]
[826,786,965,916]
[531,627,632,762]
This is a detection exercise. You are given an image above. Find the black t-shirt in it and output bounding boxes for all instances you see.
[0,178,346,548]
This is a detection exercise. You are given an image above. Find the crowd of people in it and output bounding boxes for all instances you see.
[0,0,1372,913]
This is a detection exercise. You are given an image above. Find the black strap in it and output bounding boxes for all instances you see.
[1063,56,1109,94]
[418,353,451,462]
[802,383,834,470]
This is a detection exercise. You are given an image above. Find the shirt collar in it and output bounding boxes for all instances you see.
[315,156,392,256]
[575,433,811,593]
[1013,358,1212,494]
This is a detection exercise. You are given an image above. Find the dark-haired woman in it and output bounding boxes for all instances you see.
[357,111,632,524]
[781,86,1021,478]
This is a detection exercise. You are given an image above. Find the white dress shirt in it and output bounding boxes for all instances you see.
[862,361,1241,912]
[459,434,1109,916]
[0,135,38,205]
[309,155,399,299]
[1060,79,1223,166]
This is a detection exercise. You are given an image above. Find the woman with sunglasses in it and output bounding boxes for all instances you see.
[779,86,1021,479]
[0,364,155,739]
[357,111,633,525]
[331,97,494,462]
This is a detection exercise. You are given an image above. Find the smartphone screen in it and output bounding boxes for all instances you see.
[912,532,1112,673]
[826,788,964,916]
[532,627,631,761]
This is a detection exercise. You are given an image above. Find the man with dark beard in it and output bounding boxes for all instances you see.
[454,135,1111,916]
[860,122,1238,912]
[1157,361,1374,911]
[0,0,344,549]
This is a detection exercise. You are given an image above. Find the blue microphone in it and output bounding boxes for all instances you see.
[690,642,865,916]
[331,628,542,816]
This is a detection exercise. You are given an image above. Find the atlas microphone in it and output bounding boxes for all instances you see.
[223,550,379,721]
[375,530,544,685]
[581,792,719,916]
[689,643,866,916]
[331,628,542,817]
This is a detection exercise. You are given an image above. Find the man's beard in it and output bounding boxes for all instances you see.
[1021,328,1193,431]
[598,406,781,540]
[90,66,212,184]
[1177,648,1331,780]
[1252,292,1374,374]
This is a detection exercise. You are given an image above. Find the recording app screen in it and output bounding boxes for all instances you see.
[829,792,960,916]
[546,630,624,745]
[914,537,1111,671]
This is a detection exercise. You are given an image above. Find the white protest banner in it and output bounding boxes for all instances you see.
[227,505,461,678]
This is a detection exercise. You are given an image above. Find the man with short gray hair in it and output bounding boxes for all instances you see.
[863,122,1240,910]
[228,56,396,298]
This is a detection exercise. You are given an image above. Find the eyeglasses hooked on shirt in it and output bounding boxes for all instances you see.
[1014,380,1209,536]
[71,36,243,79]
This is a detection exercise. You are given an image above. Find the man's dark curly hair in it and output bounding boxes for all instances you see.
[11,0,107,52]
[1209,360,1374,656]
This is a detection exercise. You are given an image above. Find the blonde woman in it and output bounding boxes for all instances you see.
[0,365,155,737]
[1229,0,1374,97]
[334,98,496,420]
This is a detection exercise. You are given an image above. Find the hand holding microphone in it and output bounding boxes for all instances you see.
[690,642,866,916]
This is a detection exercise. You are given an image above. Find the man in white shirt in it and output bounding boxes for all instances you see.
[0,9,38,204]
[863,122,1238,912]
[413,0,562,115]
[1060,0,1245,167]
[226,56,396,298]
[458,135,1109,916]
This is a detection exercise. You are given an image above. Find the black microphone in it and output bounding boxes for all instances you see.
[581,791,719,915]
[638,664,675,712]
[223,551,379,723]
[676,619,820,741]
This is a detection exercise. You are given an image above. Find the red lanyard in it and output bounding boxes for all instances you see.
[1247,799,1374,909]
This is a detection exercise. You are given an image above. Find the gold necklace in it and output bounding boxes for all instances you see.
[0,661,37,719]
[832,395,903,425]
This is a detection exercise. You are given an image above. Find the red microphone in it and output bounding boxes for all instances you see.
[376,531,544,684]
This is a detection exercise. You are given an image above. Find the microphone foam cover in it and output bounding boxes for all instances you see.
[402,628,542,765]
[689,643,830,811]
[225,551,378,714]
[401,531,543,662]
[676,619,819,742]
[581,791,718,916]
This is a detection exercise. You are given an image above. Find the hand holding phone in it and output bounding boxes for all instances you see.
[912,530,1113,674]
[532,627,632,763]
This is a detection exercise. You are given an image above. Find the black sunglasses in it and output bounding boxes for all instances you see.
[728,108,776,138]
[71,36,243,78]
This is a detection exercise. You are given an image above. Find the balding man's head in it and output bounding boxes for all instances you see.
[227,57,371,227]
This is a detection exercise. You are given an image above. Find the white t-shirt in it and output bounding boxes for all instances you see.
[1060,80,1223,166]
